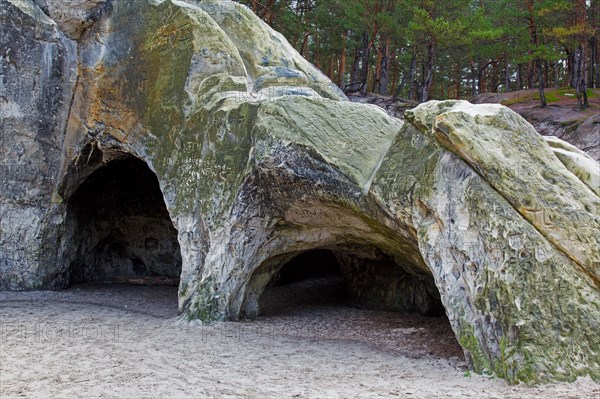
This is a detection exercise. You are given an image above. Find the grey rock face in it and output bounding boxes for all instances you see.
[1,0,599,385]
[1,0,77,289]
[31,0,108,39]
[65,157,181,284]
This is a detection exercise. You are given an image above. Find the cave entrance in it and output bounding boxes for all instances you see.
[257,245,465,361]
[260,245,444,316]
[261,249,347,314]
[275,249,343,285]
[65,157,182,287]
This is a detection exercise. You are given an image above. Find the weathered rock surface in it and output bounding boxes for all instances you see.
[351,91,600,163]
[347,93,418,121]
[1,0,77,288]
[1,0,599,385]
[406,101,599,283]
[474,90,600,162]
[544,135,600,196]
[516,110,600,162]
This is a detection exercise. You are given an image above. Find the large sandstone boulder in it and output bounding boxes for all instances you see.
[1,0,599,385]
[544,135,600,196]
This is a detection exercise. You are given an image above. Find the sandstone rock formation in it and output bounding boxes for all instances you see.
[1,0,599,385]
[544,135,600,196]
[473,91,600,162]
[351,91,600,163]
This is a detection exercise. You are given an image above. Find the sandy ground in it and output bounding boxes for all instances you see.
[1,278,598,398]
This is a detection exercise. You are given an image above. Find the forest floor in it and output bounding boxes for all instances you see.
[475,87,600,161]
[1,278,599,398]
[350,87,600,161]
[474,87,599,109]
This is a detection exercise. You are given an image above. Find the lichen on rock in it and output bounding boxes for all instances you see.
[1,0,599,385]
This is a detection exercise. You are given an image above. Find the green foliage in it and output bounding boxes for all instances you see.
[235,0,599,102]
[500,87,598,106]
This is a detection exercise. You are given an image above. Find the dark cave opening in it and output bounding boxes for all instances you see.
[259,245,445,317]
[260,249,348,314]
[273,249,343,286]
[257,246,464,361]
[66,157,181,286]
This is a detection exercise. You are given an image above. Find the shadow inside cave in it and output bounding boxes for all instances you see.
[257,248,466,362]
[64,156,181,287]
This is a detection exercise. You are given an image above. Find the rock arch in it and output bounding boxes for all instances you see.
[247,244,445,318]
[2,0,599,385]
[59,152,181,286]
[57,146,181,287]
[274,249,343,286]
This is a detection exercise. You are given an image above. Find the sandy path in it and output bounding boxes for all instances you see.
[1,280,598,398]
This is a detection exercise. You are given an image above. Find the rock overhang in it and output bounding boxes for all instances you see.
[1,0,599,385]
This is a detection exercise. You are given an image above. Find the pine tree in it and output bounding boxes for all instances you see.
[236,0,597,107]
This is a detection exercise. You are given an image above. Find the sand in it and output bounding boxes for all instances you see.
[1,278,598,398]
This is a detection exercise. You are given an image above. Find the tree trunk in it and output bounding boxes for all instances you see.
[328,56,334,81]
[516,63,523,90]
[537,59,547,107]
[477,64,486,94]
[574,0,589,109]
[575,45,589,109]
[373,39,383,92]
[314,34,321,69]
[420,41,435,102]
[527,0,546,107]
[455,63,462,99]
[337,30,347,89]
[300,32,310,59]
[408,46,417,101]
[505,53,511,92]
[392,68,405,99]
[379,35,390,95]
[350,46,361,84]
[491,61,499,93]
[594,35,600,88]
[360,31,370,95]
[470,61,477,99]
[592,0,600,88]
[392,49,406,100]
[527,62,535,89]
[266,0,275,25]
[590,35,597,88]
[567,48,576,87]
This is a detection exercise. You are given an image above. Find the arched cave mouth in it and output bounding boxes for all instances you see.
[257,246,465,361]
[65,157,182,287]
[262,249,348,313]
[273,249,343,286]
[260,245,445,316]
